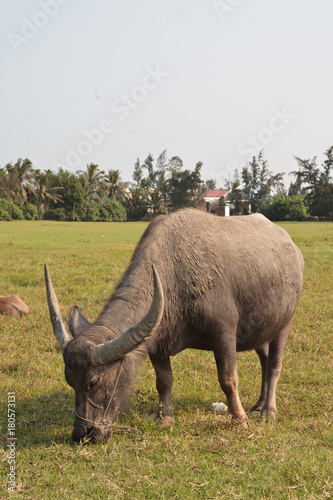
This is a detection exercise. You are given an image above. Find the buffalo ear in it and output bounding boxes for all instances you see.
[68,305,91,337]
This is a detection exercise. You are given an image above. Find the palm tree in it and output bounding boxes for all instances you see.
[146,188,170,216]
[0,167,8,198]
[104,169,125,201]
[3,158,37,203]
[269,172,285,193]
[77,163,106,203]
[33,170,64,216]
[122,186,148,220]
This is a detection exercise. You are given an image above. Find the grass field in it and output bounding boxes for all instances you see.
[0,219,332,499]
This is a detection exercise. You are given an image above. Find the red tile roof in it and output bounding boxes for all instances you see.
[203,189,229,198]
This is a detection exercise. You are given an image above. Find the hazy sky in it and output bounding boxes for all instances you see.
[1,0,332,187]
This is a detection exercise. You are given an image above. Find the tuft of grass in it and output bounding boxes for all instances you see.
[0,220,332,499]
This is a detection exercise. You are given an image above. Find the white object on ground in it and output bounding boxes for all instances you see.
[211,402,228,414]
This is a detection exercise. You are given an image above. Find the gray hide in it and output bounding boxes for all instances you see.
[45,209,304,443]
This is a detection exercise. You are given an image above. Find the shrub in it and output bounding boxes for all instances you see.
[99,200,127,222]
[43,201,127,222]
[43,207,68,221]
[0,199,24,220]
[22,203,39,220]
[263,195,309,221]
[77,201,100,222]
[0,206,11,220]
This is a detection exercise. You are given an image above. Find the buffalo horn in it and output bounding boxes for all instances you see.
[91,265,164,366]
[44,264,72,352]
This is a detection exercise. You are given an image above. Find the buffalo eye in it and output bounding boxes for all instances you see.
[87,377,100,392]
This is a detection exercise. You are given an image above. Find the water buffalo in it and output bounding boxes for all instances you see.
[45,209,304,443]
[0,295,28,318]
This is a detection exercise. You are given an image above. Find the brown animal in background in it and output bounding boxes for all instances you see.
[45,209,304,443]
[0,294,29,318]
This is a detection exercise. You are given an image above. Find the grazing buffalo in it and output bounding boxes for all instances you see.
[45,209,304,443]
[0,295,28,318]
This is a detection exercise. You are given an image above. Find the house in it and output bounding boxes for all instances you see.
[202,185,252,216]
[202,189,232,216]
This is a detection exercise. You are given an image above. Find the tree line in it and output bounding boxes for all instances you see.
[228,146,333,220]
[0,146,332,221]
[0,152,210,222]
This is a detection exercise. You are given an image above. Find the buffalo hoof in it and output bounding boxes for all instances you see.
[240,419,248,429]
[229,415,248,428]
[250,401,264,414]
[260,408,277,421]
[156,416,175,428]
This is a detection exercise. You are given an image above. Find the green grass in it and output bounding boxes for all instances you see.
[0,220,332,499]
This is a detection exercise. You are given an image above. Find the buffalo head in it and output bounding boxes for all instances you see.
[44,264,164,443]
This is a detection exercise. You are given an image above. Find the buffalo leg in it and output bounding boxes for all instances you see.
[261,320,292,420]
[214,346,248,426]
[250,342,269,412]
[150,356,175,425]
